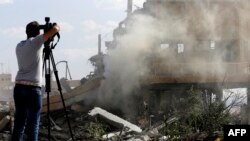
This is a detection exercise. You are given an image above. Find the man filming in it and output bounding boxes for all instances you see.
[12,21,60,141]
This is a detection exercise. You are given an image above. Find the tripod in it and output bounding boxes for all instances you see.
[43,43,75,141]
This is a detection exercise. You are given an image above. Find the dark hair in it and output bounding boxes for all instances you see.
[26,21,40,38]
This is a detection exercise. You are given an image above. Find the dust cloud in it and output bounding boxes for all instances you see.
[97,0,250,115]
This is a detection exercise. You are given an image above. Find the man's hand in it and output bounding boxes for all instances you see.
[43,24,60,42]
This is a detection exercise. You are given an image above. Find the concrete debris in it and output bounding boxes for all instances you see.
[49,116,63,131]
[0,106,216,140]
[0,115,10,132]
[150,117,178,131]
[88,107,142,133]
[88,108,180,141]
[126,135,150,141]
[102,131,124,140]
[0,102,12,141]
[147,128,159,138]
[158,136,168,141]
[124,117,178,141]
[0,102,10,112]
[0,133,11,141]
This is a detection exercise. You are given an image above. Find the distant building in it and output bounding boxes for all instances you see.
[0,73,13,101]
[0,73,13,90]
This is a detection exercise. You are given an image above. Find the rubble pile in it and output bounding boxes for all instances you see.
[0,103,224,141]
[37,107,169,141]
[0,101,12,141]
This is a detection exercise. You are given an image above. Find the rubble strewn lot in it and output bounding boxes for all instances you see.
[0,88,244,141]
[0,100,225,141]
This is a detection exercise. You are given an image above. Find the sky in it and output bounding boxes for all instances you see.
[0,0,145,81]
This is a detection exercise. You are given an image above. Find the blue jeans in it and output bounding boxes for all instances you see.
[12,84,42,141]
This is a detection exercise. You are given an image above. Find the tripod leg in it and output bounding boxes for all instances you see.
[43,48,52,141]
[49,50,75,141]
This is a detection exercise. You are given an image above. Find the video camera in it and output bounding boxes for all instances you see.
[39,17,60,48]
[39,17,53,32]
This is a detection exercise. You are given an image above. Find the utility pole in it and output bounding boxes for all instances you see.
[98,34,101,55]
[0,63,4,74]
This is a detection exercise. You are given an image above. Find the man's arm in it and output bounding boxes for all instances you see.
[43,25,60,42]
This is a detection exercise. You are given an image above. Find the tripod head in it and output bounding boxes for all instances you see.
[39,17,60,49]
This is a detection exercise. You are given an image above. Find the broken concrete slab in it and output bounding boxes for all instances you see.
[88,107,142,133]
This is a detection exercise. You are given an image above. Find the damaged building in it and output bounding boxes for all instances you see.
[99,0,250,123]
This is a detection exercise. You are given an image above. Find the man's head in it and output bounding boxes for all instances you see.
[26,21,40,38]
